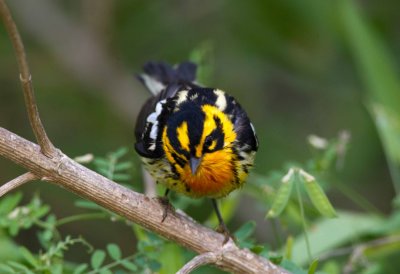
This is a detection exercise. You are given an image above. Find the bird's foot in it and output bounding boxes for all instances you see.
[216,223,235,244]
[155,196,175,222]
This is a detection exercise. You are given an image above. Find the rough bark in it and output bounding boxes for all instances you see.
[0,127,288,274]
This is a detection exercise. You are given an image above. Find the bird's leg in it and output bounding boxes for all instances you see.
[211,199,233,243]
[158,188,174,222]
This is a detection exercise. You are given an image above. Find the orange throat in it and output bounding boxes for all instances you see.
[181,150,236,198]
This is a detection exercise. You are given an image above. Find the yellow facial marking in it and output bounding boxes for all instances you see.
[162,126,175,164]
[208,140,217,151]
[176,121,189,151]
[195,105,236,157]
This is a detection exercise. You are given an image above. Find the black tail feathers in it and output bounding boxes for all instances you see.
[138,61,197,95]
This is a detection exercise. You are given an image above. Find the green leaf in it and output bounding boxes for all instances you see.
[0,193,22,214]
[290,211,384,265]
[49,264,63,274]
[340,0,400,192]
[41,229,54,242]
[320,261,340,274]
[0,234,21,262]
[97,167,112,177]
[106,243,121,261]
[113,173,132,181]
[120,260,138,271]
[308,259,319,274]
[234,221,256,241]
[302,175,337,218]
[91,250,106,269]
[369,104,400,191]
[111,147,129,158]
[266,169,294,218]
[73,264,88,274]
[132,224,147,241]
[114,162,132,171]
[9,222,19,236]
[93,158,110,168]
[19,247,39,268]
[319,143,338,171]
[250,245,264,254]
[0,263,15,273]
[32,205,50,219]
[158,243,184,274]
[148,259,162,271]
[340,0,400,110]
[285,235,294,260]
[7,261,34,274]
[281,259,307,274]
[269,255,283,265]
[99,269,113,274]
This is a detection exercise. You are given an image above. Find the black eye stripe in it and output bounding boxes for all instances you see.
[171,152,186,167]
[203,116,225,152]
[213,115,222,129]
[166,104,205,157]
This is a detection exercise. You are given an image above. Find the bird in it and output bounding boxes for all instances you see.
[134,61,258,238]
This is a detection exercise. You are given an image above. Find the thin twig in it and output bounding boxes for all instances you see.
[9,0,146,121]
[343,235,400,274]
[0,0,56,158]
[318,246,354,262]
[177,252,219,274]
[0,172,37,197]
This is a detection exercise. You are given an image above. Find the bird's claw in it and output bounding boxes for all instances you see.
[155,196,175,222]
[216,223,235,244]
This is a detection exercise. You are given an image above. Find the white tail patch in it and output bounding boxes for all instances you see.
[141,74,166,95]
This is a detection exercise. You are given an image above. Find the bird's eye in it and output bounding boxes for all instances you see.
[204,136,213,147]
[204,136,217,151]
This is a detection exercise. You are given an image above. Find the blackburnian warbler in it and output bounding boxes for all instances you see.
[134,61,258,236]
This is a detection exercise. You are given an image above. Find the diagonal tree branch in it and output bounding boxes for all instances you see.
[0,172,37,197]
[0,127,288,274]
[0,0,56,158]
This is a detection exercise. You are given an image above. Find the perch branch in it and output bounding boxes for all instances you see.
[177,252,219,274]
[0,0,56,158]
[0,172,37,197]
[0,127,288,274]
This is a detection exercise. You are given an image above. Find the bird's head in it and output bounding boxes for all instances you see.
[162,103,237,196]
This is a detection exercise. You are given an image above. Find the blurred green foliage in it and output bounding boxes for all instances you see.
[1,0,400,273]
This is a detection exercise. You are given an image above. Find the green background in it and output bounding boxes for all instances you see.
[1,0,399,272]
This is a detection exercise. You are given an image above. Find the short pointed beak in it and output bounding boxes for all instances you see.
[189,156,202,175]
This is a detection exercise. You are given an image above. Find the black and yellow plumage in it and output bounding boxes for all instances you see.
[134,61,258,234]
